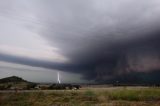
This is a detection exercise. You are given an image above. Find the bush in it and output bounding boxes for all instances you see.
[0,85,5,90]
[27,83,37,90]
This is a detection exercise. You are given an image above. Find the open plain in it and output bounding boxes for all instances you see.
[0,86,160,106]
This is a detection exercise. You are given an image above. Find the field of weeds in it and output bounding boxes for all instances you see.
[0,87,160,106]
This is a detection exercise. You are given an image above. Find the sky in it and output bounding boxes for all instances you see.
[0,0,160,83]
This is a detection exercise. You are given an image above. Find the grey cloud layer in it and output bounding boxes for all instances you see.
[1,0,160,83]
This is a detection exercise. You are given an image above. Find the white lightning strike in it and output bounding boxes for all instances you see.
[57,72,61,84]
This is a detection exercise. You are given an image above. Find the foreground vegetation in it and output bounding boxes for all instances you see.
[0,87,160,106]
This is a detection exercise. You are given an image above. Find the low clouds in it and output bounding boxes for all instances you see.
[0,0,160,83]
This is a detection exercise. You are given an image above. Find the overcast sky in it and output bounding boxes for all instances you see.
[0,0,160,83]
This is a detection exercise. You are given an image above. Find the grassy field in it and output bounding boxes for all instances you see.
[0,87,160,106]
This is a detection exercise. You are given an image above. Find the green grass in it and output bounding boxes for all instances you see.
[0,87,160,106]
[107,88,160,101]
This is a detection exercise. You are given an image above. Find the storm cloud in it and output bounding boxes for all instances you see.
[1,0,160,83]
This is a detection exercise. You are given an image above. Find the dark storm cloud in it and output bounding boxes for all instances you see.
[1,0,160,83]
[32,0,160,82]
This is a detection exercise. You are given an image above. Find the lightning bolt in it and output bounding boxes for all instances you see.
[57,72,61,84]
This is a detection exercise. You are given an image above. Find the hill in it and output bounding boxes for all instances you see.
[0,76,27,83]
[0,76,36,90]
